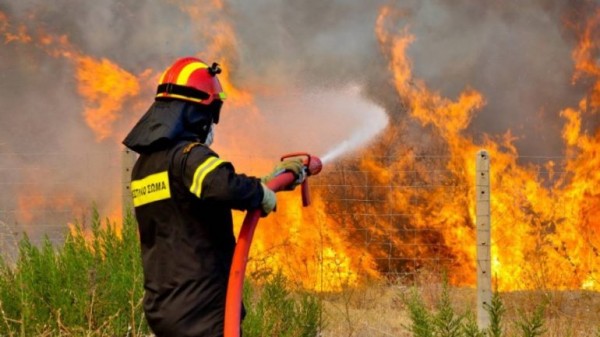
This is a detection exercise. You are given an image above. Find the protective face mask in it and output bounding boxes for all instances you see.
[204,123,215,146]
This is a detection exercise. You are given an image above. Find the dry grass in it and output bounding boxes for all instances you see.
[320,282,410,337]
[502,290,600,337]
[319,280,600,337]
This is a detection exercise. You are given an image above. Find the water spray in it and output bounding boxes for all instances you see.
[320,123,384,164]
[319,94,388,164]
[320,136,362,164]
[224,153,322,337]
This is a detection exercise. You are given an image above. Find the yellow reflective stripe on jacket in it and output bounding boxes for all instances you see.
[131,171,171,207]
[190,156,225,198]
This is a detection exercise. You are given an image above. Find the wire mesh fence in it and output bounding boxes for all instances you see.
[0,150,121,263]
[0,148,595,292]
[484,155,599,291]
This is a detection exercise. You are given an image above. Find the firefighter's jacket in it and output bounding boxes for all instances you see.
[130,141,264,337]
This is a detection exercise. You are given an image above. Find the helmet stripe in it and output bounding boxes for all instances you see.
[176,62,208,85]
[156,92,204,103]
[158,60,187,84]
[158,68,169,85]
[155,57,224,105]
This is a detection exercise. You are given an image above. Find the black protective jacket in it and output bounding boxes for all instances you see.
[124,100,263,337]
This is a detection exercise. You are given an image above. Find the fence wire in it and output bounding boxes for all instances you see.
[1,150,593,290]
[308,155,478,284]
[0,151,120,262]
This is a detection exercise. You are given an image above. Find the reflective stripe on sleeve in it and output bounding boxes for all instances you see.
[190,156,225,198]
[131,171,171,207]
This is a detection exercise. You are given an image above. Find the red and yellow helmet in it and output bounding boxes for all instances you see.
[156,57,227,106]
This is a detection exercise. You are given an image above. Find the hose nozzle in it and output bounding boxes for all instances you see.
[280,153,322,206]
[280,152,322,176]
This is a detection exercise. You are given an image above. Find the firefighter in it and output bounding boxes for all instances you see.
[122,57,305,337]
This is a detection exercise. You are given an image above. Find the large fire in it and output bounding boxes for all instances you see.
[1,2,599,292]
[369,5,600,291]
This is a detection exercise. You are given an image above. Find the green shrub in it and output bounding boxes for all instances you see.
[404,288,435,337]
[462,311,485,337]
[0,209,324,337]
[485,292,505,337]
[432,282,463,337]
[403,281,476,337]
[514,300,546,337]
[403,280,552,337]
[0,209,148,337]
[242,272,323,337]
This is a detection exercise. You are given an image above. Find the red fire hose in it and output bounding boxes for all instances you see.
[224,153,323,337]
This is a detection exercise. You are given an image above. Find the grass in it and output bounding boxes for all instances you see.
[0,210,323,337]
[0,209,148,336]
[318,279,600,337]
[243,272,323,337]
[1,210,600,336]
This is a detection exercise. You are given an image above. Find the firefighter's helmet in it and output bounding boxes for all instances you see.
[156,57,226,122]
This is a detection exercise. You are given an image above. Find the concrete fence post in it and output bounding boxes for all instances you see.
[121,147,137,219]
[476,149,492,329]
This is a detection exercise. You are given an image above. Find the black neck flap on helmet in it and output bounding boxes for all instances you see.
[122,100,217,154]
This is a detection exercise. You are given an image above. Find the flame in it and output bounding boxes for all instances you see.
[16,173,84,231]
[372,5,600,290]
[540,8,600,290]
[173,0,255,109]
[234,192,379,290]
[0,14,143,141]
[3,2,600,294]
[75,56,140,141]
[41,34,142,142]
[0,12,31,44]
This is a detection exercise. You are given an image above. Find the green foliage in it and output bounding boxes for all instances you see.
[403,282,476,337]
[515,301,546,337]
[404,289,434,337]
[242,272,323,337]
[462,311,485,337]
[485,292,505,337]
[432,282,463,337]
[0,209,148,337]
[0,208,324,337]
[403,281,554,337]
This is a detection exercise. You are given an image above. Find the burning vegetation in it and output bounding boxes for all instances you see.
[0,1,598,292]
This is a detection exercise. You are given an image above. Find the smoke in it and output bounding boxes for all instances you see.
[0,0,597,238]
[394,0,587,156]
[228,0,595,156]
[229,1,384,86]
